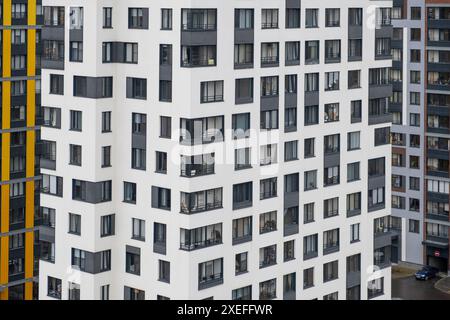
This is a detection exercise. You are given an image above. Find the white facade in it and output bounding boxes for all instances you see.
[39,0,393,300]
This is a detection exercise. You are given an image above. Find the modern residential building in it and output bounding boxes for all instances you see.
[423,0,450,273]
[0,0,42,300]
[389,0,450,274]
[389,0,426,266]
[39,0,393,300]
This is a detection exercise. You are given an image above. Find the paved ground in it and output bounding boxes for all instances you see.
[392,275,450,300]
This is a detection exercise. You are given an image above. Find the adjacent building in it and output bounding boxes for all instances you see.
[39,1,393,300]
[0,0,42,300]
[390,0,450,274]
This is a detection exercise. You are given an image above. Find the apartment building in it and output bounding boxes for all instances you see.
[39,0,393,300]
[424,1,450,274]
[0,0,42,300]
[389,0,450,274]
[389,0,426,266]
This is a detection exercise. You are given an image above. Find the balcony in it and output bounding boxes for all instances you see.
[180,200,222,215]
[180,237,222,251]
[198,272,223,290]
[181,164,214,177]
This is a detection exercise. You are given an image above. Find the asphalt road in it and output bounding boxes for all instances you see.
[392,276,450,300]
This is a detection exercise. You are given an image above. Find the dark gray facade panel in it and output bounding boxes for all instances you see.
[304,91,319,106]
[284,191,299,208]
[181,31,217,46]
[368,175,386,190]
[324,153,340,168]
[234,29,254,44]
[260,96,279,111]
[285,92,297,108]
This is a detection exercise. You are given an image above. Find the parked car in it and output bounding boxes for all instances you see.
[415,266,439,280]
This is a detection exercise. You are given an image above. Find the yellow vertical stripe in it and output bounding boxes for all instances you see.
[24,0,38,300]
[0,0,12,299]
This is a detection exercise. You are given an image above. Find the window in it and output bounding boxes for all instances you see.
[232,285,252,300]
[304,106,318,125]
[235,78,253,103]
[159,80,172,102]
[235,252,248,275]
[101,285,110,300]
[131,148,146,170]
[369,157,385,177]
[304,138,315,158]
[259,244,277,268]
[123,182,136,204]
[126,246,141,275]
[284,140,298,161]
[101,214,115,237]
[69,41,83,62]
[324,198,339,218]
[410,92,420,105]
[260,178,277,200]
[70,110,82,131]
[235,9,254,29]
[349,39,362,60]
[325,40,341,63]
[323,260,339,282]
[350,223,360,242]
[260,211,277,234]
[232,216,252,244]
[347,192,361,216]
[159,260,170,283]
[124,286,145,300]
[324,166,340,186]
[103,7,112,28]
[181,45,217,67]
[261,76,278,96]
[348,70,361,89]
[155,151,167,174]
[410,113,420,126]
[324,103,339,122]
[160,116,171,139]
[235,148,252,170]
[303,234,318,259]
[198,258,223,289]
[201,81,223,103]
[161,9,172,30]
[42,174,63,197]
[325,72,339,91]
[127,77,147,100]
[409,219,420,234]
[324,292,338,300]
[304,203,314,224]
[349,8,362,25]
[368,278,384,299]
[50,74,64,95]
[285,107,297,131]
[160,44,172,65]
[325,9,340,27]
[128,8,148,29]
[151,187,171,210]
[68,282,80,300]
[285,42,300,65]
[131,218,145,241]
[69,144,82,166]
[369,187,385,208]
[260,144,277,166]
[261,9,278,29]
[348,132,360,150]
[101,146,111,168]
[347,162,360,182]
[305,41,319,64]
[284,240,295,261]
[304,170,317,190]
[68,213,81,235]
[47,277,62,299]
[286,8,300,28]
[305,73,319,92]
[233,182,252,210]
[260,110,278,130]
[411,28,421,41]
[102,112,111,133]
[303,268,314,289]
[305,9,318,28]
[324,134,340,154]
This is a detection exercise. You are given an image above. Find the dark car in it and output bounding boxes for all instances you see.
[415,266,439,280]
